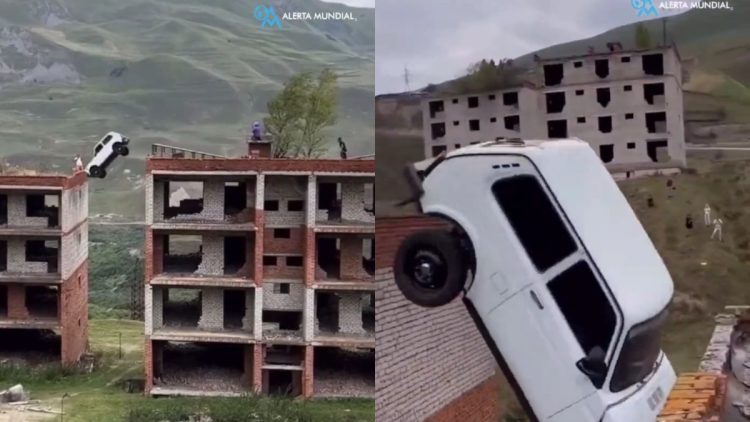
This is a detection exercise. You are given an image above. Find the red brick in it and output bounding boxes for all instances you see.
[304,228,315,286]
[60,260,89,365]
[426,373,503,422]
[376,216,450,270]
[303,345,314,398]
[254,210,265,285]
[147,158,374,174]
[6,284,29,319]
[264,227,305,255]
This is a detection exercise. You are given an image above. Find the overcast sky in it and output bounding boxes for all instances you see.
[321,0,375,8]
[376,0,684,94]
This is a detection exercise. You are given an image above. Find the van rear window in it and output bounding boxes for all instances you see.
[492,175,576,271]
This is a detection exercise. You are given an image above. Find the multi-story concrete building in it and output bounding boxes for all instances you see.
[143,141,375,398]
[422,46,686,173]
[0,172,89,365]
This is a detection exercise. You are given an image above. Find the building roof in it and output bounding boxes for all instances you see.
[0,171,87,189]
[147,157,374,175]
[536,45,679,64]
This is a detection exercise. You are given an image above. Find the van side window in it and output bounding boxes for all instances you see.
[492,175,577,271]
[548,261,617,355]
[102,135,112,145]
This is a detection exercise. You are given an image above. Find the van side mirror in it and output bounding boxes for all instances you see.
[576,346,607,388]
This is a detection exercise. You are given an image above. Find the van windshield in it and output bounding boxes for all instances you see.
[610,307,668,392]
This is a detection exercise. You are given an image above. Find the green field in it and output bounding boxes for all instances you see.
[0,319,373,422]
[0,0,374,220]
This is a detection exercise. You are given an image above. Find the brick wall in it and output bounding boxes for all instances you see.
[264,176,307,226]
[6,284,29,318]
[147,158,375,174]
[60,260,88,365]
[376,217,502,422]
[264,227,305,255]
[263,281,305,311]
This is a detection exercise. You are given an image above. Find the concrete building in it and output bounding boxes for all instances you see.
[143,141,375,398]
[0,172,89,365]
[376,216,503,422]
[422,46,686,173]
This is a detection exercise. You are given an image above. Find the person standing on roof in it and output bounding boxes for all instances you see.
[73,154,84,172]
[251,121,263,141]
[711,217,723,241]
[338,137,347,159]
[704,203,712,226]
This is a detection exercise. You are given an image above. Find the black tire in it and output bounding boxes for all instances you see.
[394,229,467,307]
[120,146,130,157]
[113,143,127,155]
[99,168,107,178]
[89,166,102,178]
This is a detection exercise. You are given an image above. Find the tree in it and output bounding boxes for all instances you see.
[263,69,338,158]
[635,23,652,49]
[450,58,521,94]
[263,73,311,158]
[297,69,338,158]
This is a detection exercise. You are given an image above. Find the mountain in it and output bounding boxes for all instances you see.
[0,0,374,219]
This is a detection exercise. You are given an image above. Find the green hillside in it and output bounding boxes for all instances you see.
[0,0,374,219]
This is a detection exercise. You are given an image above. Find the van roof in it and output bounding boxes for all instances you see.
[428,139,674,325]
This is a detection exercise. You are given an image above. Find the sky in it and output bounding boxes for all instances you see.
[321,0,375,8]
[376,0,684,94]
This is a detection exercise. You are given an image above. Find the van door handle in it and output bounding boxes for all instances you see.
[530,290,544,309]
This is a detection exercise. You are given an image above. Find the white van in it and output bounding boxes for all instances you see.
[394,139,676,421]
[85,131,130,178]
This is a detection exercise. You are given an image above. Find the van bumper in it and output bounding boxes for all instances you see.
[602,353,676,422]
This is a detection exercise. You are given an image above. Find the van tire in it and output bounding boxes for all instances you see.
[119,146,130,157]
[89,166,102,178]
[114,143,129,156]
[394,230,466,307]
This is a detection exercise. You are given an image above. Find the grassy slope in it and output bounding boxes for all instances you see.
[0,0,374,219]
[0,319,374,422]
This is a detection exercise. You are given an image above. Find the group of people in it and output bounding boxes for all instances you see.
[685,204,723,241]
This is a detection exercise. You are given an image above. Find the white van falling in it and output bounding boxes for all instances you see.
[393,138,676,422]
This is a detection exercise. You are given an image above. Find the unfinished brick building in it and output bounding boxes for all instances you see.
[0,172,89,365]
[144,142,375,397]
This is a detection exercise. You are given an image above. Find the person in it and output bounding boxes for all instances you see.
[711,217,723,241]
[685,214,693,229]
[704,203,712,226]
[73,154,84,172]
[251,121,262,141]
[338,137,348,159]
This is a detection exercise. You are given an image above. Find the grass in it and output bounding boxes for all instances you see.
[0,319,374,422]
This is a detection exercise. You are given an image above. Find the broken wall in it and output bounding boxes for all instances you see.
[6,194,50,227]
[4,239,51,273]
[263,282,305,311]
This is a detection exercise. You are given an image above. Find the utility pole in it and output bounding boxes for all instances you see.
[403,65,411,92]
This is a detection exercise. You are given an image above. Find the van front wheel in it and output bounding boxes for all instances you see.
[394,230,467,307]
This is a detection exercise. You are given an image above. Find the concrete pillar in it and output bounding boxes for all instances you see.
[338,292,365,335]
[254,175,265,285]
[6,284,29,319]
[198,288,223,330]
[303,288,315,341]
[306,175,316,227]
[254,287,264,341]
[151,286,163,331]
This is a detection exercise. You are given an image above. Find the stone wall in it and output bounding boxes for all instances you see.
[263,281,305,311]
[264,176,306,226]
[7,194,49,227]
[198,288,224,330]
[338,292,365,335]
[61,183,88,232]
[5,239,49,273]
[60,223,88,280]
[195,235,224,276]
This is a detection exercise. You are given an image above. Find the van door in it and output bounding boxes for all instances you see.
[488,171,618,420]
